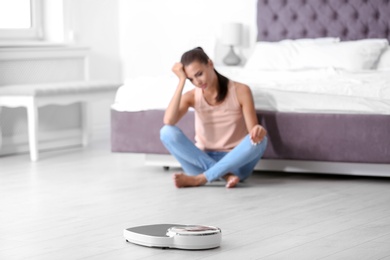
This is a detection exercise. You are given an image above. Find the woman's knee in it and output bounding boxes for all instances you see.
[244,134,268,151]
[245,135,267,157]
[160,125,182,143]
[255,136,268,157]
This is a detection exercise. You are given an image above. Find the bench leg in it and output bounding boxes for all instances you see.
[80,102,90,147]
[27,99,39,162]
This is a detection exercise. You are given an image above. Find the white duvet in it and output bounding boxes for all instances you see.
[111,67,390,115]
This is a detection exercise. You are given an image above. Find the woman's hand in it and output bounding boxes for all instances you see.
[172,62,186,81]
[250,125,267,145]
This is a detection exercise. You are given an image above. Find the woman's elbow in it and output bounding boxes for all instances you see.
[163,121,174,126]
[163,117,176,126]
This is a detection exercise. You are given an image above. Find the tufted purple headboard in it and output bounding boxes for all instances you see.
[257,0,390,42]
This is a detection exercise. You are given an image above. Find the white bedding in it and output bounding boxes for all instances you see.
[111,68,390,115]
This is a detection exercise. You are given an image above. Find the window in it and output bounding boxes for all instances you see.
[0,0,43,41]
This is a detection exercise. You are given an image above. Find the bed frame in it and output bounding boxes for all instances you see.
[111,0,390,176]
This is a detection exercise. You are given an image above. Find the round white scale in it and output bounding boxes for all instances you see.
[123,224,222,250]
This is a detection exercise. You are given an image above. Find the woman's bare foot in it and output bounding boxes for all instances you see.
[173,173,207,188]
[224,174,240,188]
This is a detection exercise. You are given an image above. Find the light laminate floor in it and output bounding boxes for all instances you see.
[1,138,390,260]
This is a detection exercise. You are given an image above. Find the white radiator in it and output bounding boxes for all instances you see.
[0,46,89,156]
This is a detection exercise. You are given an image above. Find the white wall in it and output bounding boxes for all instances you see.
[65,0,122,132]
[118,0,258,78]
[65,0,122,81]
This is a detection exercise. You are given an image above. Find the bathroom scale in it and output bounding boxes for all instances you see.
[123,224,222,250]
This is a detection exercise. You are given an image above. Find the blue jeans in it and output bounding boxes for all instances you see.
[160,125,268,182]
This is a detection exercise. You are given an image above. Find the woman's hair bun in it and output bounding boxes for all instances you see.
[181,46,209,65]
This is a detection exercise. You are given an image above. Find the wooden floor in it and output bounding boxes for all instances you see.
[1,137,390,260]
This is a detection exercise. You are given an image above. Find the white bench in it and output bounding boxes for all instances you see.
[0,80,122,161]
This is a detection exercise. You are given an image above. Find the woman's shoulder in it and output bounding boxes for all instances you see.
[231,81,251,93]
[231,81,253,105]
[183,88,196,97]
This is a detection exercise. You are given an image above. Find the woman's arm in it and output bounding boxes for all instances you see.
[163,63,193,125]
[236,82,267,144]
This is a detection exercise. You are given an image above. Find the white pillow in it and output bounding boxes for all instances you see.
[298,39,389,70]
[279,37,340,45]
[244,38,340,70]
[376,46,390,70]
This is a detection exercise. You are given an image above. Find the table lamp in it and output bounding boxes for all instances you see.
[221,23,242,66]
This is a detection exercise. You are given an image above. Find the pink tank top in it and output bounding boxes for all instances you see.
[194,81,248,152]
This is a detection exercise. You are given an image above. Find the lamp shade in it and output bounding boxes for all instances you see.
[221,23,242,46]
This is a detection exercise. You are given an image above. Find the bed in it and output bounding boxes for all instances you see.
[111,0,390,177]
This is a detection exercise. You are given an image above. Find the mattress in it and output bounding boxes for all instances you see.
[111,68,390,115]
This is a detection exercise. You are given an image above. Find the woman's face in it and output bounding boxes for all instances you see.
[184,60,215,90]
